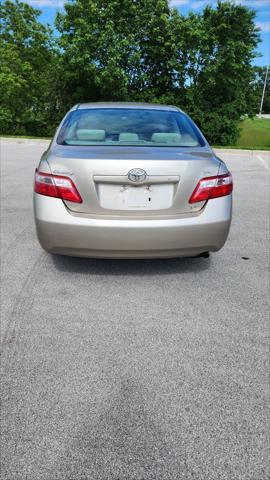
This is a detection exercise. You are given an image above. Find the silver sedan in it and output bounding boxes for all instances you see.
[33,103,233,258]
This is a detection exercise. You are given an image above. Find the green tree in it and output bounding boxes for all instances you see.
[55,0,177,104]
[0,0,57,135]
[178,1,260,144]
[0,0,262,145]
[56,0,260,145]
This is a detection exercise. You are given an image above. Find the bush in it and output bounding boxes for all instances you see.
[199,112,240,145]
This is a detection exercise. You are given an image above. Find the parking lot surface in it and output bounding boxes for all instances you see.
[1,139,269,480]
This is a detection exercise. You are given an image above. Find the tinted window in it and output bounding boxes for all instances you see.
[57,108,205,147]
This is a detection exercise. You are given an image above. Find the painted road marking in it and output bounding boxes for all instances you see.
[257,155,269,171]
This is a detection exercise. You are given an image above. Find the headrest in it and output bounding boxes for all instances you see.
[119,133,139,141]
[151,132,182,143]
[76,129,105,141]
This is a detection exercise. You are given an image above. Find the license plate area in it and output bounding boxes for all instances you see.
[97,183,174,210]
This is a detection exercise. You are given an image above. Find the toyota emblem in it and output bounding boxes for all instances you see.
[128,168,147,182]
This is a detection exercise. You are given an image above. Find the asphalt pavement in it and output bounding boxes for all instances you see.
[0,139,269,480]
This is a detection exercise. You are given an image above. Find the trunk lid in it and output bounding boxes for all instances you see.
[46,145,220,216]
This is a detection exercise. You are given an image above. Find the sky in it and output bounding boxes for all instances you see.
[20,0,270,67]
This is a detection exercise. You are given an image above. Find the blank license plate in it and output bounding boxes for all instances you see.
[98,184,174,210]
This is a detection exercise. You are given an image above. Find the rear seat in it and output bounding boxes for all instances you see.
[119,133,139,141]
[76,129,106,141]
[151,132,182,143]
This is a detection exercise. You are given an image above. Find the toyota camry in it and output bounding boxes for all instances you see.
[34,103,233,258]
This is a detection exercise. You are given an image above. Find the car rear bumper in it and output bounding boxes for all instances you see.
[34,194,232,258]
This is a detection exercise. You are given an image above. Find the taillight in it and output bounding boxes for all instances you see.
[189,172,233,204]
[34,170,82,203]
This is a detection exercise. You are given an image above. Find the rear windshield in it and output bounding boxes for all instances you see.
[57,108,205,147]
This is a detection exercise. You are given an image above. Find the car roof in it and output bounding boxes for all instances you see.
[72,102,182,113]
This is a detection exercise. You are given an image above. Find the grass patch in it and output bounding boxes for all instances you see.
[214,117,270,150]
[235,117,270,150]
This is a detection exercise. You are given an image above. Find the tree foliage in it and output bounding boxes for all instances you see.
[0,0,60,135]
[55,0,176,102]
[0,0,265,144]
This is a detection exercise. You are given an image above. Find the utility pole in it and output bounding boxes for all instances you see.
[259,65,269,117]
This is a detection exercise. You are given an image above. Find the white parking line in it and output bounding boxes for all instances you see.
[257,155,269,171]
